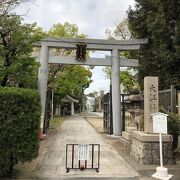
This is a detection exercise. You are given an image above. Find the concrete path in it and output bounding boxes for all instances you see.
[35,116,139,179]
[87,112,103,117]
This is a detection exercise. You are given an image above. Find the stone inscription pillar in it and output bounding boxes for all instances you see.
[111,49,121,136]
[144,76,159,133]
[38,45,49,130]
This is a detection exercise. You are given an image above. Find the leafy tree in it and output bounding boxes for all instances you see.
[46,22,92,110]
[87,91,99,98]
[105,19,132,40]
[120,70,135,93]
[102,66,111,80]
[128,0,180,90]
[56,65,92,101]
[105,18,138,93]
[87,90,104,112]
[0,0,42,88]
[102,66,137,93]
[47,22,87,88]
[48,22,86,39]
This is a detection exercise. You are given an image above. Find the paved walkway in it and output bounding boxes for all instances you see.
[35,116,139,179]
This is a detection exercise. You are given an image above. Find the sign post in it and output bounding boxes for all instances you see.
[159,132,163,168]
[151,112,173,180]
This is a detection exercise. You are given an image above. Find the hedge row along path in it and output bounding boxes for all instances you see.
[35,115,138,179]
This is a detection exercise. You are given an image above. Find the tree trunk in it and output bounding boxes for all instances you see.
[1,75,8,87]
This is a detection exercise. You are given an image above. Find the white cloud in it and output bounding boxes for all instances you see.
[17,0,135,37]
[85,66,110,94]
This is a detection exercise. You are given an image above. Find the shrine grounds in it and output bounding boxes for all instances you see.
[12,113,180,180]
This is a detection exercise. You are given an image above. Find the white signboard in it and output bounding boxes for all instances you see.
[78,144,89,160]
[152,113,168,134]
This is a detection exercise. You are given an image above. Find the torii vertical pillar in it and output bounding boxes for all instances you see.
[71,102,74,115]
[38,45,49,134]
[111,49,121,136]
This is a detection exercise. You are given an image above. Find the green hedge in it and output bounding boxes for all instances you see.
[160,107,180,150]
[167,113,180,150]
[0,87,41,176]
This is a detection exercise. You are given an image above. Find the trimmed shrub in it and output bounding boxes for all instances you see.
[0,87,41,176]
[167,113,180,150]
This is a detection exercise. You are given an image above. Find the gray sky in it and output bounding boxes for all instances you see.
[16,0,135,94]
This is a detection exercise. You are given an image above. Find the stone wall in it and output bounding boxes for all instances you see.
[130,137,174,165]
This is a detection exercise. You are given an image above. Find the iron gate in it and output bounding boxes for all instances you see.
[103,92,113,134]
[43,88,52,133]
[65,144,100,173]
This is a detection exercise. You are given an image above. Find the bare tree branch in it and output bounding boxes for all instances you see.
[0,0,35,16]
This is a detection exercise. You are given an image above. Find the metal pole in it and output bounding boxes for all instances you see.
[92,145,94,169]
[110,84,113,135]
[51,89,54,120]
[170,85,175,113]
[159,133,163,167]
[72,144,74,169]
[98,144,100,170]
[122,94,125,131]
[178,93,180,116]
[66,144,68,169]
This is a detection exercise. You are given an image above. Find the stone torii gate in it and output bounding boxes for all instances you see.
[38,37,147,136]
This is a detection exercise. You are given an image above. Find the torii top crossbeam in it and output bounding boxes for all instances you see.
[38,37,148,50]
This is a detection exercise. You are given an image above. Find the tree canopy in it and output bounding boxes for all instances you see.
[0,2,93,100]
[48,22,86,39]
[105,19,132,40]
[46,22,92,104]
[102,66,137,94]
[128,0,180,90]
[0,1,92,107]
[0,0,42,88]
[56,65,92,98]
[105,18,138,93]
